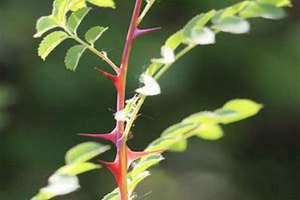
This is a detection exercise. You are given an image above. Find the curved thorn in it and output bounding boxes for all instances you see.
[95,67,121,92]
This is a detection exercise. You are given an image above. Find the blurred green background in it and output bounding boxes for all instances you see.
[0,0,299,199]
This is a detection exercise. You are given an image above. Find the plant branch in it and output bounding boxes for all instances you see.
[138,0,156,25]
[63,26,119,72]
[116,1,143,200]
[123,45,196,140]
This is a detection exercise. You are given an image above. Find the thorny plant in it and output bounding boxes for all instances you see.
[32,0,292,200]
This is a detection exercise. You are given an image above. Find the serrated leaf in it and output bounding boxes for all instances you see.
[195,124,224,140]
[69,0,87,11]
[85,26,108,45]
[240,2,286,19]
[212,16,250,34]
[34,16,58,38]
[38,31,69,60]
[67,7,91,33]
[65,142,110,164]
[169,140,188,152]
[52,0,69,23]
[57,162,100,176]
[65,45,87,71]
[87,0,116,9]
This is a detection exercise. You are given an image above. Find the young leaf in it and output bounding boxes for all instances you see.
[130,154,164,177]
[169,140,188,152]
[257,0,291,7]
[65,45,87,71]
[85,26,108,45]
[189,27,216,45]
[65,142,110,164]
[216,99,263,124]
[195,124,224,140]
[67,7,91,33]
[34,16,58,38]
[38,31,69,60]
[240,2,286,19]
[165,30,184,49]
[69,0,87,11]
[33,174,80,200]
[212,16,250,34]
[87,0,116,9]
[57,162,100,176]
[52,0,70,23]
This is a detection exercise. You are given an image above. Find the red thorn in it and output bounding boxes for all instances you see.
[99,156,122,188]
[79,132,116,143]
[95,68,122,92]
[133,27,161,38]
[79,128,120,143]
[126,146,162,166]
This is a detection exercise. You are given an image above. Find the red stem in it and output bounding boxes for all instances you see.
[115,1,143,200]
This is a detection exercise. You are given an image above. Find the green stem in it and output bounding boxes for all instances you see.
[123,45,196,138]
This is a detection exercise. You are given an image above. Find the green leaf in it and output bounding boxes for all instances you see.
[257,0,291,7]
[212,16,250,34]
[85,26,108,45]
[57,162,100,176]
[183,99,262,125]
[130,154,164,177]
[65,142,110,164]
[217,99,263,124]
[67,7,91,33]
[69,0,87,11]
[169,140,188,152]
[146,137,181,152]
[34,16,58,38]
[52,0,70,23]
[165,30,184,49]
[87,0,115,9]
[38,31,69,60]
[183,10,216,39]
[240,2,286,19]
[64,45,87,71]
[195,124,224,140]
[161,123,196,138]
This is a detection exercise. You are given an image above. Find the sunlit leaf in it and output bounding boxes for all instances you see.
[195,124,224,140]
[69,0,87,11]
[65,142,110,164]
[34,16,58,38]
[38,31,69,60]
[212,16,250,34]
[85,26,108,45]
[165,30,184,49]
[52,0,69,23]
[67,7,91,33]
[57,162,100,176]
[240,2,286,19]
[169,140,188,152]
[217,99,263,124]
[65,45,87,71]
[87,0,116,9]
[130,154,164,177]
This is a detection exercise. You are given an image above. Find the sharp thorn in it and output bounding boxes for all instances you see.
[133,27,161,38]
